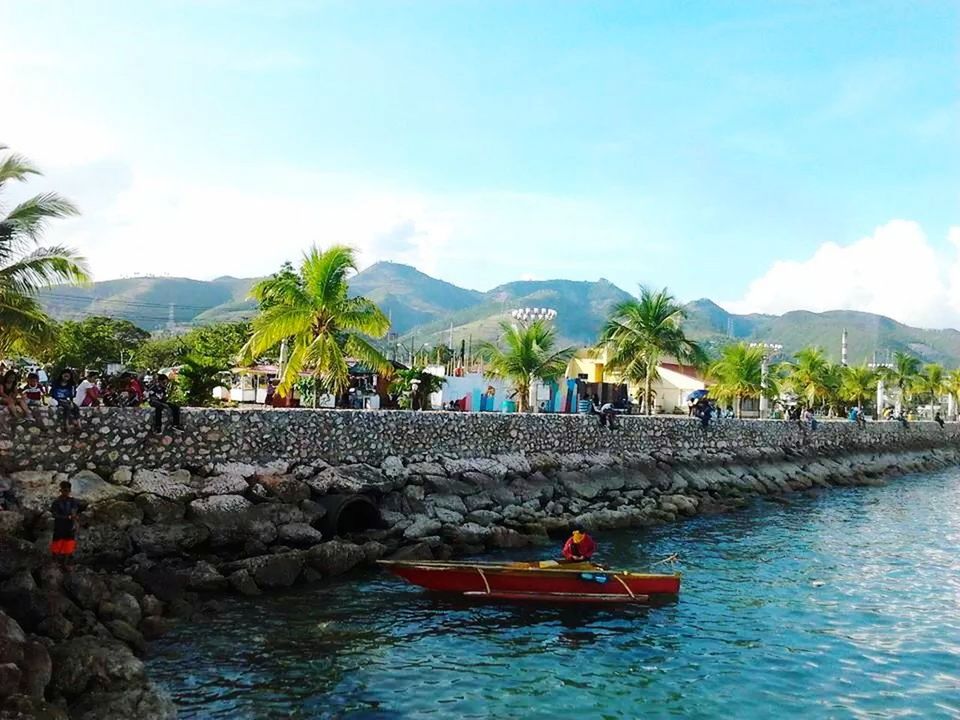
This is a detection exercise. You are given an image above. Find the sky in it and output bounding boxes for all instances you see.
[1,0,958,327]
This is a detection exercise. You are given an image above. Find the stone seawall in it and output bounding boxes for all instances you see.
[2,407,958,473]
[2,410,960,718]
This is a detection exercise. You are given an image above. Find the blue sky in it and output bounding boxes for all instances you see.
[1,1,958,325]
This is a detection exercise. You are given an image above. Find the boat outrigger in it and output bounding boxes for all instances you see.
[378,559,681,604]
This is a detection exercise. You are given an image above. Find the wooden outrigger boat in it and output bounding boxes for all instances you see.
[378,559,681,604]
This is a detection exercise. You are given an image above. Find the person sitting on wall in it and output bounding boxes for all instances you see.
[562,524,597,562]
[935,412,945,429]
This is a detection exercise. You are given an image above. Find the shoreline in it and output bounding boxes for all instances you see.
[2,439,959,718]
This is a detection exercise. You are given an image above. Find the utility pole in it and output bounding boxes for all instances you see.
[841,328,848,367]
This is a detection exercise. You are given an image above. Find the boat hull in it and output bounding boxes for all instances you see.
[379,560,680,604]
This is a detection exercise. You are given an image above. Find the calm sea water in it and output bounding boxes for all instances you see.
[149,469,960,719]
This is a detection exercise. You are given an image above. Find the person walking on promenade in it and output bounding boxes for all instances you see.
[147,374,183,435]
[50,481,84,569]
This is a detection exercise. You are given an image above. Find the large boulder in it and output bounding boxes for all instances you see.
[258,476,311,503]
[441,457,508,481]
[306,541,366,577]
[99,592,142,628]
[442,522,491,546]
[277,523,324,547]
[426,494,467,515]
[69,471,134,505]
[82,500,143,530]
[133,494,185,523]
[197,475,249,497]
[73,526,133,565]
[188,495,271,547]
[49,636,144,698]
[0,664,22,700]
[249,503,305,527]
[187,561,228,593]
[130,470,196,502]
[422,476,475,496]
[68,683,177,720]
[403,516,442,540]
[304,465,398,496]
[63,570,110,612]
[509,472,555,502]
[0,537,42,579]
[0,695,69,719]
[0,511,24,537]
[130,523,209,558]
[225,553,304,589]
[20,640,51,699]
[0,613,25,667]
[7,471,60,512]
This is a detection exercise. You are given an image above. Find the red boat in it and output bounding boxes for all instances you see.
[378,559,681,604]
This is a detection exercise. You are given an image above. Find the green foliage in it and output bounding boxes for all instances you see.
[47,316,150,371]
[839,364,878,410]
[175,354,226,407]
[390,368,446,410]
[182,322,250,367]
[780,347,835,410]
[0,144,89,353]
[707,343,765,418]
[241,246,392,400]
[132,336,186,371]
[879,351,922,410]
[598,286,705,414]
[912,363,946,415]
[480,320,574,412]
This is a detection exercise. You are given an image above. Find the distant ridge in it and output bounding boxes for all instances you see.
[37,264,960,367]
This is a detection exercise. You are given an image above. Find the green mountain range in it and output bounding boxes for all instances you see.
[37,262,960,367]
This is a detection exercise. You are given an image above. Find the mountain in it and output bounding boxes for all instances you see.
[35,264,960,367]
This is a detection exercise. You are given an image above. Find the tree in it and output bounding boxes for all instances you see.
[707,343,764,418]
[0,145,89,353]
[839,364,878,412]
[481,320,574,412]
[176,354,225,407]
[781,347,834,411]
[598,286,705,415]
[182,322,250,367]
[240,246,392,402]
[132,336,187,371]
[48,316,150,371]
[389,368,446,410]
[881,351,921,413]
[913,363,946,418]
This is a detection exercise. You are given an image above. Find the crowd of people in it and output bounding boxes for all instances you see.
[0,365,183,434]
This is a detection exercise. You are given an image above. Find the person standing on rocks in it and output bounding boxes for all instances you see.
[562,525,597,562]
[50,480,84,568]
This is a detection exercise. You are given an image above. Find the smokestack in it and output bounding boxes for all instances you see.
[841,328,848,367]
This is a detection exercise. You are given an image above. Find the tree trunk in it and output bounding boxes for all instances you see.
[313,377,319,409]
[736,395,742,419]
[645,374,653,416]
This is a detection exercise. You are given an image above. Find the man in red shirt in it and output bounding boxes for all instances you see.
[562,525,596,562]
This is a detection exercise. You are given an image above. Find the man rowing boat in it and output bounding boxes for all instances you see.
[561,525,596,562]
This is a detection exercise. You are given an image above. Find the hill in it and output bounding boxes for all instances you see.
[35,265,960,367]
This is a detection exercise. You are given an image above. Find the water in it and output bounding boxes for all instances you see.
[149,470,960,719]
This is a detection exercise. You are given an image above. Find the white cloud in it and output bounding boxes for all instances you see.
[725,220,960,329]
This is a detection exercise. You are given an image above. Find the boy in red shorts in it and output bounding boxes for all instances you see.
[50,481,83,567]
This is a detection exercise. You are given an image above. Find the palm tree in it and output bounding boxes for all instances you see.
[241,245,391,402]
[481,320,574,412]
[782,347,834,411]
[708,343,764,418]
[944,369,960,421]
[598,286,705,415]
[0,145,89,353]
[839,364,878,412]
[913,363,946,419]
[881,351,921,413]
